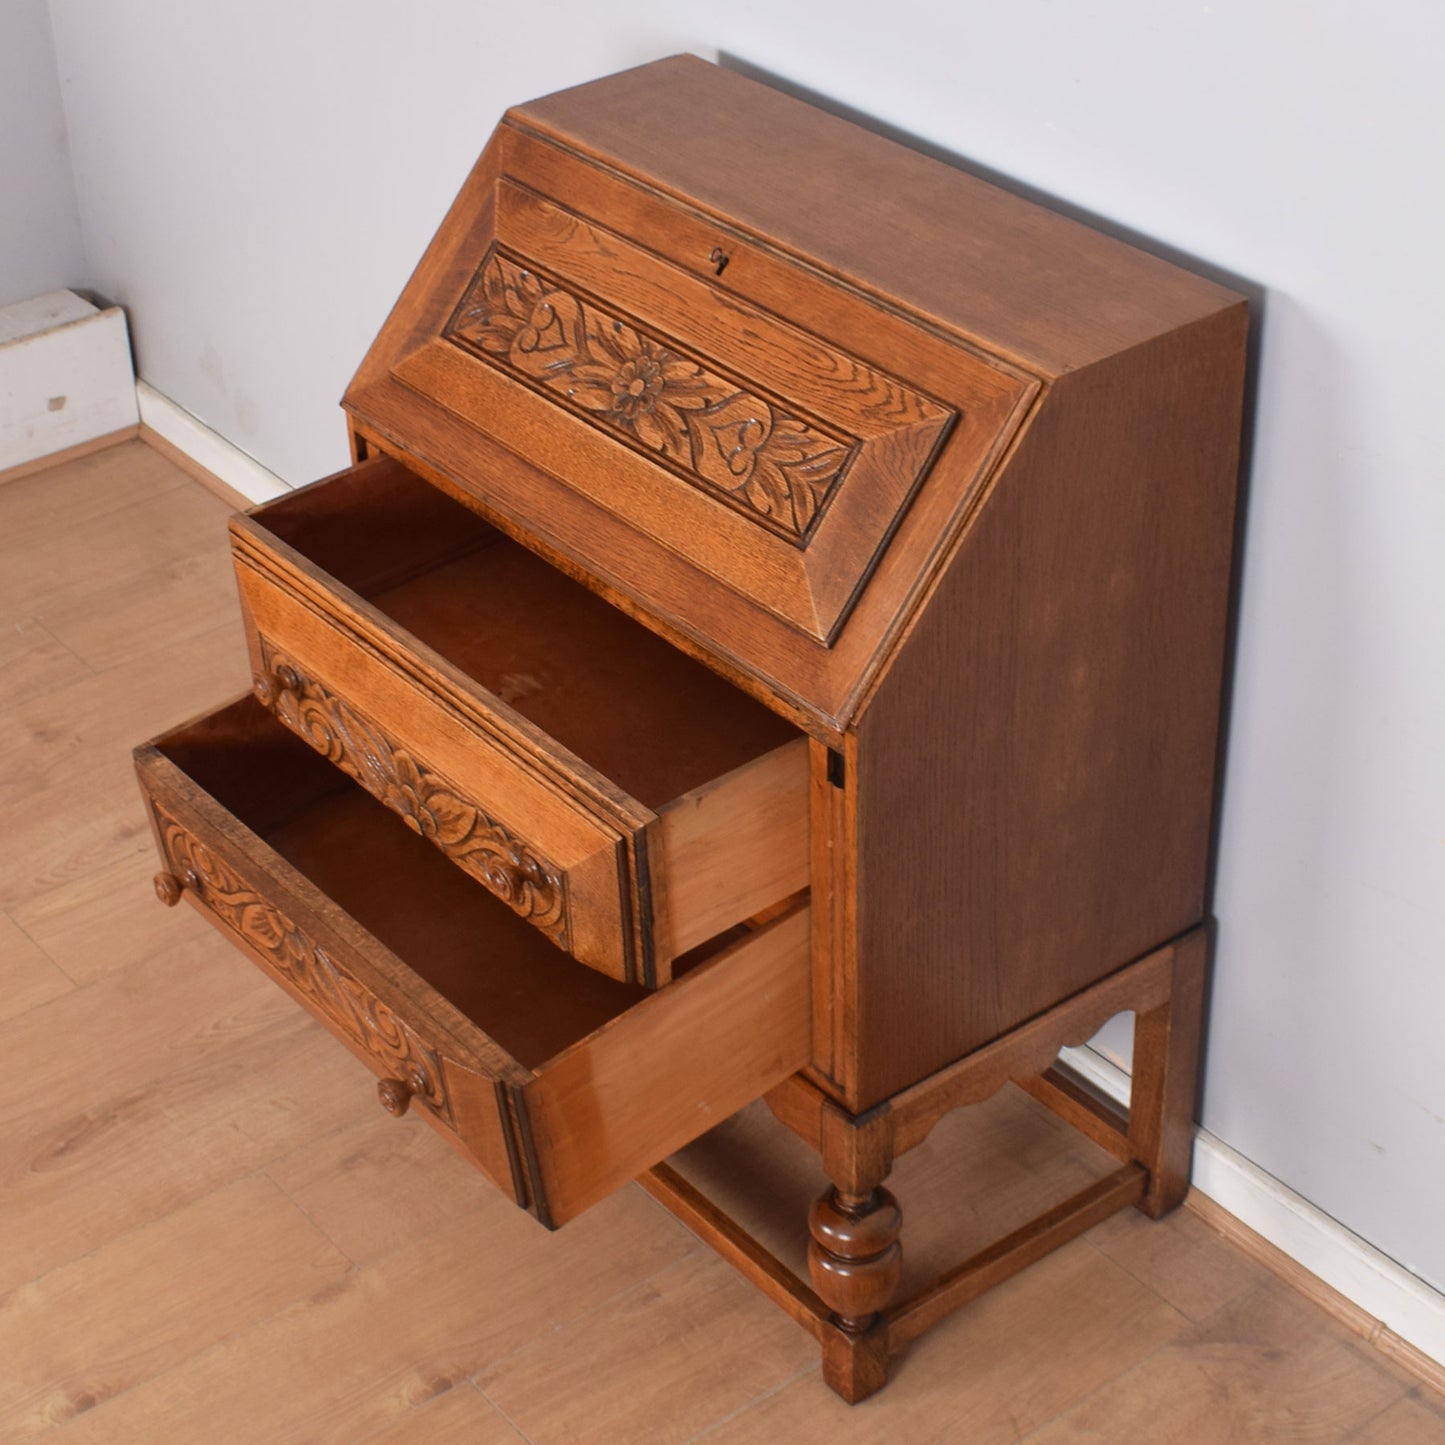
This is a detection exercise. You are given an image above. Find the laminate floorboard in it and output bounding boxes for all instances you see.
[0,440,1440,1443]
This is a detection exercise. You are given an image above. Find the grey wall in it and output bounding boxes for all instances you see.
[41,2,1445,1291]
[0,0,84,308]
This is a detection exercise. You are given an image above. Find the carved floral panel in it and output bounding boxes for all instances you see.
[255,645,570,951]
[445,247,856,542]
[155,809,455,1124]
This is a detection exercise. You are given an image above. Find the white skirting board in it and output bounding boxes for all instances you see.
[136,381,289,503]
[0,292,139,470]
[1060,1043,1445,1368]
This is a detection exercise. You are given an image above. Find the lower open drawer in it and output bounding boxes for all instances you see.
[135,696,811,1227]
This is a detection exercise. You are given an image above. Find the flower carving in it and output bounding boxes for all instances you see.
[446,248,853,542]
[258,648,568,949]
[154,810,454,1123]
[566,323,714,456]
[610,352,663,419]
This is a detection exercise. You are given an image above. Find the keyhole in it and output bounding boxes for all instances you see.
[709,246,730,276]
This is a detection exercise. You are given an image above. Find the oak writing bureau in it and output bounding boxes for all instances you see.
[135,56,1247,1401]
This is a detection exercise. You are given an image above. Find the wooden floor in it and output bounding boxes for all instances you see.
[1,439,1441,1444]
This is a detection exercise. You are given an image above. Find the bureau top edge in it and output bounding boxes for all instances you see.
[507,54,1245,381]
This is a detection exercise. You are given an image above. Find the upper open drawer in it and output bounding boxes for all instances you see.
[231,457,808,989]
[344,114,1034,668]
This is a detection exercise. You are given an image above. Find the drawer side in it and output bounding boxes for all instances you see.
[520,901,811,1226]
[652,738,810,961]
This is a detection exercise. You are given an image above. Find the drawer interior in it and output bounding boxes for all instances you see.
[157,697,649,1068]
[252,461,799,809]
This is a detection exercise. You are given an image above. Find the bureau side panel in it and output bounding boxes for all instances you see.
[845,303,1248,1108]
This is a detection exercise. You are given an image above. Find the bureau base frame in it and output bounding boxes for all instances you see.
[640,927,1206,1403]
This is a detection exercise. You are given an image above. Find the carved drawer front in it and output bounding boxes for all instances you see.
[136,696,812,1227]
[230,456,809,990]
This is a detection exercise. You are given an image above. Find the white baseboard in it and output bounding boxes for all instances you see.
[0,292,139,471]
[1060,1044,1445,1369]
[136,380,288,503]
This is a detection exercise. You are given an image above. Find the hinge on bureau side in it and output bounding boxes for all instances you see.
[826,747,846,789]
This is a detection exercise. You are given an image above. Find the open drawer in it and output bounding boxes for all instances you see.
[229,455,809,988]
[135,697,811,1228]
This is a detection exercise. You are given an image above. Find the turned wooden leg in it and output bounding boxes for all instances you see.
[1129,926,1208,1218]
[807,1102,900,1402]
[809,1184,901,1401]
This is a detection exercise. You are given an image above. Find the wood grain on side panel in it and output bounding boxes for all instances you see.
[846,304,1248,1108]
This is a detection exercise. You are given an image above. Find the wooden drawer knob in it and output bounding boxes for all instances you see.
[377,1076,415,1117]
[378,1064,432,1118]
[253,663,302,707]
[495,853,546,902]
[154,868,201,907]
